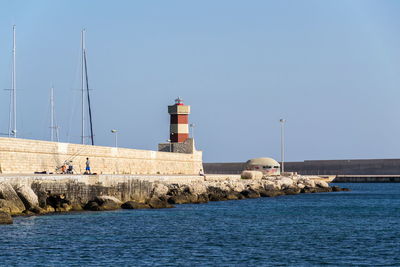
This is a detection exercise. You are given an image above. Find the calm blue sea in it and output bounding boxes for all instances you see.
[1,183,400,266]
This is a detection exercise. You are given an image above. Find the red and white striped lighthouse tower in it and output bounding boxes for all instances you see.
[168,97,190,143]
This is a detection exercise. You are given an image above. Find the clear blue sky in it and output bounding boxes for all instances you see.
[1,0,400,162]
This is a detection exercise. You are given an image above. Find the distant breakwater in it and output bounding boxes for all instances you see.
[204,159,400,176]
[0,174,349,224]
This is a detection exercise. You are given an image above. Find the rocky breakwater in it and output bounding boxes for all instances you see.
[0,173,349,224]
[158,172,350,205]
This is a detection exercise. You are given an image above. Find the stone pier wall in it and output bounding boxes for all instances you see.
[0,174,230,205]
[0,137,203,175]
[0,175,158,204]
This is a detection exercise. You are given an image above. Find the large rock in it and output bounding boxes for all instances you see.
[303,179,315,188]
[84,201,100,211]
[85,196,122,211]
[147,197,173,209]
[28,206,47,214]
[259,190,284,197]
[332,186,351,192]
[151,183,169,197]
[96,196,122,206]
[226,191,241,200]
[47,194,72,212]
[15,185,39,210]
[0,182,25,215]
[168,194,197,204]
[241,171,263,180]
[297,183,305,189]
[278,177,294,189]
[71,204,83,211]
[0,200,22,215]
[207,186,229,201]
[121,201,150,209]
[301,187,317,193]
[196,193,209,203]
[283,188,301,195]
[227,181,246,192]
[0,211,12,224]
[263,181,279,191]
[35,190,49,208]
[314,187,332,193]
[315,180,329,188]
[166,184,181,197]
[165,184,199,204]
[188,183,207,195]
[247,181,264,191]
[240,189,260,199]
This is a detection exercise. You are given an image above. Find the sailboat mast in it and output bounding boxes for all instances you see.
[81,29,85,144]
[50,86,54,141]
[13,25,16,138]
[84,50,94,145]
[9,25,17,138]
[49,85,60,142]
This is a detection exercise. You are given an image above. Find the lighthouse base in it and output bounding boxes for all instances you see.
[158,138,196,154]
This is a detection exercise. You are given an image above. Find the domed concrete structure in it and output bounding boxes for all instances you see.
[246,157,280,175]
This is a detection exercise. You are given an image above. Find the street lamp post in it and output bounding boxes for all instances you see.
[111,129,118,148]
[166,139,172,152]
[279,119,286,173]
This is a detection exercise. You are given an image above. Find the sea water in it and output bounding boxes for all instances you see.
[1,183,399,266]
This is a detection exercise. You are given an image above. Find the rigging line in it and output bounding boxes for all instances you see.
[84,50,94,146]
[66,41,82,143]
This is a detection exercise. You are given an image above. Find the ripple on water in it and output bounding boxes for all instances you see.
[1,183,400,266]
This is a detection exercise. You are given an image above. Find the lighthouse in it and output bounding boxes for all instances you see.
[158,97,197,153]
[168,97,190,143]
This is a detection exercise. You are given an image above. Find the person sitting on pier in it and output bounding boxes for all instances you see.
[67,161,74,174]
[61,164,67,174]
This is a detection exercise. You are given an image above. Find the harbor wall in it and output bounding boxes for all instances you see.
[203,162,245,174]
[204,159,400,176]
[332,175,400,183]
[283,159,400,175]
[0,137,203,175]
